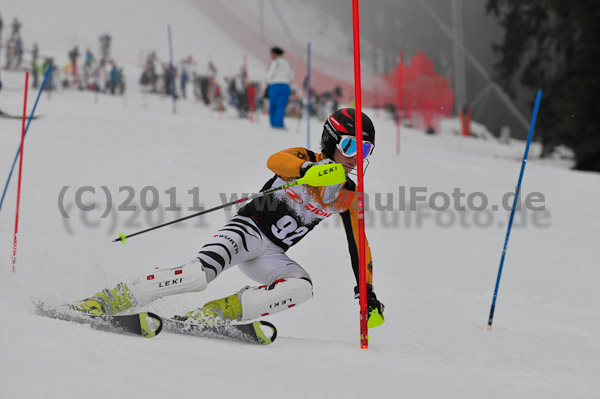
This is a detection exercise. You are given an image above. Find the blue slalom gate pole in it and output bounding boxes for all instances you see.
[0,67,52,215]
[306,42,311,149]
[168,25,176,115]
[487,89,542,330]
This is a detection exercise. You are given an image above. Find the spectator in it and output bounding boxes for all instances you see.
[42,57,55,91]
[109,62,119,95]
[68,46,80,80]
[208,61,217,80]
[11,17,21,36]
[181,56,193,99]
[99,33,111,63]
[265,46,294,129]
[83,48,95,89]
[31,43,40,88]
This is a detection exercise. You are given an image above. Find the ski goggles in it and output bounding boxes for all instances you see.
[337,136,374,159]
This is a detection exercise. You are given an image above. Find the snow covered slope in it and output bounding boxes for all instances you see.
[1,2,599,399]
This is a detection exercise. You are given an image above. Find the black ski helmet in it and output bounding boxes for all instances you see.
[321,108,375,159]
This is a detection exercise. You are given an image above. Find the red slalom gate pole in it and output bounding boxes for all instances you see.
[12,72,30,273]
[243,55,254,122]
[396,51,403,156]
[352,0,368,349]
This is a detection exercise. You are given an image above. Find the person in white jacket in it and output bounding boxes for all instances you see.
[266,46,294,128]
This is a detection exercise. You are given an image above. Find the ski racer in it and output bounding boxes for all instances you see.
[74,108,385,329]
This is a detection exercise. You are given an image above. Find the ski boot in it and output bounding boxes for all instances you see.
[184,293,243,325]
[72,283,135,316]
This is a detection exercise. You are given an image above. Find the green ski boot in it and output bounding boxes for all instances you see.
[72,283,135,316]
[185,293,243,324]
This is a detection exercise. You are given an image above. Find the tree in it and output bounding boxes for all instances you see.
[487,0,600,172]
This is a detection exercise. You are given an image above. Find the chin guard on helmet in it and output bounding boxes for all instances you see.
[346,158,371,177]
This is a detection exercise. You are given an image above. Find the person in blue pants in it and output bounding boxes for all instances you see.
[268,83,291,128]
[265,47,294,129]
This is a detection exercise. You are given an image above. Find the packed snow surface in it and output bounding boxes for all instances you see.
[1,1,599,398]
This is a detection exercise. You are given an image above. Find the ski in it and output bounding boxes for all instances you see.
[35,303,163,338]
[163,316,277,345]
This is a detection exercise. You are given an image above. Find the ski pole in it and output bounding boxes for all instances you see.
[487,89,542,330]
[112,163,346,243]
[0,66,51,215]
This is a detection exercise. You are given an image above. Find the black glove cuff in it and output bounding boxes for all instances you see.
[354,284,373,299]
[300,161,314,177]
